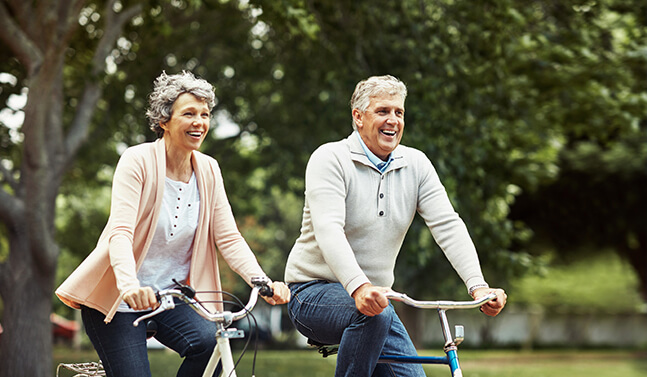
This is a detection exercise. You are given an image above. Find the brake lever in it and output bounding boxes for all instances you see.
[172,279,196,299]
[133,294,175,327]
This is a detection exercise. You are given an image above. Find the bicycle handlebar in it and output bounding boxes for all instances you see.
[132,276,273,328]
[385,291,497,310]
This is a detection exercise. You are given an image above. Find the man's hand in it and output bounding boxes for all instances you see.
[262,281,291,305]
[122,286,158,311]
[472,287,507,317]
[351,283,390,316]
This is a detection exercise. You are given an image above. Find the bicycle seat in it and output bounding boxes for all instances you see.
[307,338,339,358]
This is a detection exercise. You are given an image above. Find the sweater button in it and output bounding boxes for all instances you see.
[379,211,384,216]
[379,193,384,199]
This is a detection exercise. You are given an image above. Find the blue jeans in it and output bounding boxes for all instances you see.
[288,281,425,377]
[81,302,221,377]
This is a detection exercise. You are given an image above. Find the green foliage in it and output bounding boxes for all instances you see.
[30,0,646,299]
[509,250,644,314]
[240,0,646,296]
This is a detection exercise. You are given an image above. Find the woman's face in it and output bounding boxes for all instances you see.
[161,93,210,154]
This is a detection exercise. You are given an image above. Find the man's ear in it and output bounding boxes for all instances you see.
[352,108,363,129]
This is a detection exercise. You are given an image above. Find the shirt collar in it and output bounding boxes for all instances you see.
[355,131,394,173]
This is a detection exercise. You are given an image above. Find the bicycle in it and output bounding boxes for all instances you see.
[56,276,273,377]
[308,291,497,377]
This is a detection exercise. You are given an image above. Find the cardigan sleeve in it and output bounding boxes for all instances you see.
[207,160,267,284]
[107,148,145,295]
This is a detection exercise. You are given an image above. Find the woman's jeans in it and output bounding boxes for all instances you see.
[288,281,426,377]
[81,301,221,377]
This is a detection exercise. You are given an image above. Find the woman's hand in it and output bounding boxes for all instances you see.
[122,286,158,311]
[472,287,507,317]
[263,281,291,305]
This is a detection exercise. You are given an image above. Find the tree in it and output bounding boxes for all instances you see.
[508,0,647,297]
[1,0,645,373]
[0,1,141,375]
[2,1,303,374]
[249,0,647,296]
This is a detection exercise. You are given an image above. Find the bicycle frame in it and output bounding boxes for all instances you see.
[204,322,241,377]
[378,292,497,377]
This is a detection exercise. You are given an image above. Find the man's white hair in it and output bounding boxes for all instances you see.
[349,75,407,130]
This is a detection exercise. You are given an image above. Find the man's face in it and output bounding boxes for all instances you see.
[353,93,405,160]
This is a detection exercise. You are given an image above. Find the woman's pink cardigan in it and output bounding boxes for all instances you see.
[56,138,266,322]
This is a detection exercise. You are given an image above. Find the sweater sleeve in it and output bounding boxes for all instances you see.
[306,147,370,295]
[415,154,488,291]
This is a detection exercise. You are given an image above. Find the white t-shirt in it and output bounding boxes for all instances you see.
[118,173,200,312]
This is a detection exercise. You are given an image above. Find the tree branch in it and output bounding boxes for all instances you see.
[93,0,143,75]
[0,1,43,75]
[64,1,142,161]
[59,0,88,46]
[5,0,33,29]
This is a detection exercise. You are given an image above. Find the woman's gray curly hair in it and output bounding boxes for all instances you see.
[146,71,216,138]
[349,75,407,130]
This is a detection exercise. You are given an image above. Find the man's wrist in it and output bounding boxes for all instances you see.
[351,282,371,299]
[468,283,489,297]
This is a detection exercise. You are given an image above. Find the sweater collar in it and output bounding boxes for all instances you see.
[347,132,407,173]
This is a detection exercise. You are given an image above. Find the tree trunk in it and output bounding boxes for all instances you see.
[0,234,56,377]
[0,2,141,375]
[0,34,61,373]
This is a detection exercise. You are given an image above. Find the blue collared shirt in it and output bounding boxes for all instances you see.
[355,131,394,173]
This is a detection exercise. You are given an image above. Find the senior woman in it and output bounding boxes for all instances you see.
[56,71,290,377]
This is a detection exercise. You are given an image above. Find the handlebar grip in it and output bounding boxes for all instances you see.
[259,285,274,297]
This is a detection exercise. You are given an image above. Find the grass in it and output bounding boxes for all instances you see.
[54,346,647,377]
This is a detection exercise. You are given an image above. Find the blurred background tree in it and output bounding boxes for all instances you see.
[0,1,143,375]
[1,0,645,374]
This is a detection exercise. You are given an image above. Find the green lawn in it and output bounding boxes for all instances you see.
[54,347,647,377]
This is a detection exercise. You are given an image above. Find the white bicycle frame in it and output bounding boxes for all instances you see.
[133,277,271,377]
